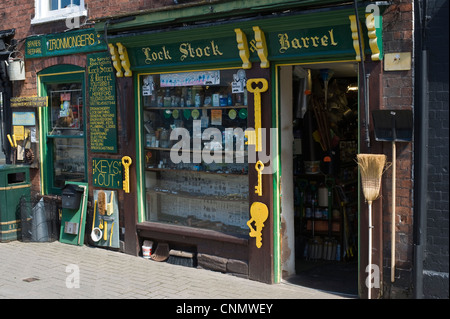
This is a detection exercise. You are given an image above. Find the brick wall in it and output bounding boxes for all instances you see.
[87,0,175,20]
[423,0,449,299]
[380,0,415,298]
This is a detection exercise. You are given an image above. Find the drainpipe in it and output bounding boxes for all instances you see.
[353,0,370,150]
[413,0,428,299]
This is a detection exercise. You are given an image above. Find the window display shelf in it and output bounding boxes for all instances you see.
[144,105,247,111]
[146,187,248,202]
[145,167,247,176]
[141,68,250,236]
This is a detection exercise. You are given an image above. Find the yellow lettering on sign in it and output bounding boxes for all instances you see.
[179,41,223,61]
[142,46,172,64]
[92,159,122,188]
[277,29,338,54]
[47,33,95,51]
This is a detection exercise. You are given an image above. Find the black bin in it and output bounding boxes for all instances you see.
[61,184,84,210]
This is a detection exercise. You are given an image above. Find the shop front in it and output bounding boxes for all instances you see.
[97,3,383,294]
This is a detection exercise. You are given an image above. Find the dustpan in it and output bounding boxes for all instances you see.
[372,109,412,284]
[150,242,170,262]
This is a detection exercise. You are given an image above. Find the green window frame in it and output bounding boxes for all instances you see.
[38,64,87,195]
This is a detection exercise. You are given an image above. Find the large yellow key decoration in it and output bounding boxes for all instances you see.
[247,202,269,248]
[246,78,268,152]
[122,156,132,193]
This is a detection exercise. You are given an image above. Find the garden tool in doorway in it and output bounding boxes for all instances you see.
[336,185,354,261]
[372,110,413,283]
[357,153,388,299]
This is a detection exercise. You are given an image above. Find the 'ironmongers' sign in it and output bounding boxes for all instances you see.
[25,28,107,59]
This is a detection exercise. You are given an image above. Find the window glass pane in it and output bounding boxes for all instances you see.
[47,83,83,136]
[53,137,85,189]
[46,81,86,191]
[142,68,249,236]
[61,0,71,8]
[49,0,58,10]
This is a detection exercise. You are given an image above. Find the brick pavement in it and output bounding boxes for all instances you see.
[0,240,353,300]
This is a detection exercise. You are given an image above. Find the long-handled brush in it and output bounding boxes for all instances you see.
[356,154,388,299]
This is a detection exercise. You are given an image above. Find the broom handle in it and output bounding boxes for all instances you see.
[368,201,373,299]
[391,141,396,283]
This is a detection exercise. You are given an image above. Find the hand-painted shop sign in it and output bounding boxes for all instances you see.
[25,28,107,59]
[129,36,241,70]
[92,158,123,189]
[88,52,118,153]
[266,25,352,60]
[128,24,355,70]
[10,96,48,107]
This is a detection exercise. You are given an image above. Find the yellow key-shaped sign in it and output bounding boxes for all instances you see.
[247,201,269,248]
[246,78,268,152]
[255,160,264,196]
[122,156,132,193]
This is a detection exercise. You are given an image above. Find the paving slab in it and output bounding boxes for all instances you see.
[0,241,354,300]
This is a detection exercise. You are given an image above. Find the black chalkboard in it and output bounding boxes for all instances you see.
[88,52,118,153]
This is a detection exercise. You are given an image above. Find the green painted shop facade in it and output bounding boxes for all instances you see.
[24,0,386,298]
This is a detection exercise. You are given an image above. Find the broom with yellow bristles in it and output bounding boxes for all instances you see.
[356,153,388,299]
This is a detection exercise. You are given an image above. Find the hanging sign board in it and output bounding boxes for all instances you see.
[130,36,241,70]
[25,28,106,59]
[10,96,47,108]
[88,52,118,153]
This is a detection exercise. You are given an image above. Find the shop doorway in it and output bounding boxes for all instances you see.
[279,63,359,296]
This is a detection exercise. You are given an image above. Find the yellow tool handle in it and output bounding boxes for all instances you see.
[92,200,97,232]
[109,222,114,246]
[103,220,108,241]
[7,134,14,147]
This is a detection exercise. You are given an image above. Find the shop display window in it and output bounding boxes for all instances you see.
[141,68,250,236]
[52,137,85,188]
[46,82,86,192]
[48,84,83,135]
